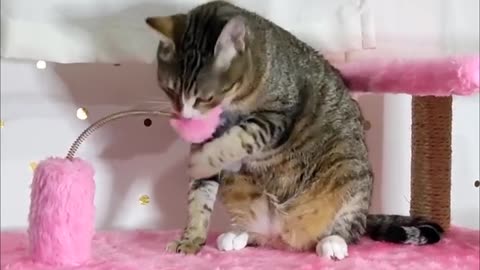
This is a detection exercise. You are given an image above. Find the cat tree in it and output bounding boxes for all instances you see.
[340,56,479,230]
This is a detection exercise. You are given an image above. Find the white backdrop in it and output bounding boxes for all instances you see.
[1,0,375,63]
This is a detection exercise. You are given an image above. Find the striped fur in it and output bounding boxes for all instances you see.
[146,1,443,257]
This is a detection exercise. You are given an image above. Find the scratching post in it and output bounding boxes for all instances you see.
[410,96,453,230]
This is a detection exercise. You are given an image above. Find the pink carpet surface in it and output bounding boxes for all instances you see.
[1,227,479,270]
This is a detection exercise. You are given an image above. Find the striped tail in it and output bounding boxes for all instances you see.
[366,214,444,245]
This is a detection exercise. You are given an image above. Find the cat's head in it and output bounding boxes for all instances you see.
[146,9,250,119]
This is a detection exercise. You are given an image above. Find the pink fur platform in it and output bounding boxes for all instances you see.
[2,227,479,270]
[337,55,479,96]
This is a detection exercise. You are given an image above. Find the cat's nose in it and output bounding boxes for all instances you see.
[180,113,194,120]
[181,106,200,119]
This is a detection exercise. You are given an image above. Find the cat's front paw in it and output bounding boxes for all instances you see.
[188,145,222,179]
[165,238,205,255]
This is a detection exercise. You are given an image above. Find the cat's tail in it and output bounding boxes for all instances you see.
[366,214,444,245]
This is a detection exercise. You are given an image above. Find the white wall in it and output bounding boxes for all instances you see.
[1,0,372,63]
[1,0,479,230]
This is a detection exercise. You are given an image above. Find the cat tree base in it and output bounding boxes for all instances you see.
[1,228,478,269]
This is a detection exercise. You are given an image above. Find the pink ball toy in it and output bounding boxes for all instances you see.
[28,157,95,266]
[169,106,223,143]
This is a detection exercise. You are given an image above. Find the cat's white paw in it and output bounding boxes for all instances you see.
[217,231,249,251]
[316,235,349,260]
[223,161,242,172]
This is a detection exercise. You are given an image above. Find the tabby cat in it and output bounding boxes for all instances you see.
[145,1,443,260]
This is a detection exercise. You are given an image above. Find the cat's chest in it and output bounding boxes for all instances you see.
[211,110,246,139]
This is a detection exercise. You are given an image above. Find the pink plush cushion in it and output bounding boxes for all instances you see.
[2,227,478,270]
[337,55,479,96]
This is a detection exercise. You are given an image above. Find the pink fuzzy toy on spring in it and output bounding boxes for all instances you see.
[27,55,478,267]
[169,106,223,143]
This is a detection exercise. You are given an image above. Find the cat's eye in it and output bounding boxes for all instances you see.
[197,96,214,103]
[162,87,176,98]
[222,82,237,93]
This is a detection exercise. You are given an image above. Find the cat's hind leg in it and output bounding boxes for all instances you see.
[217,173,267,251]
[279,186,345,252]
[315,185,370,260]
[280,181,368,261]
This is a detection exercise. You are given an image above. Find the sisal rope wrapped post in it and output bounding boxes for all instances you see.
[410,96,452,230]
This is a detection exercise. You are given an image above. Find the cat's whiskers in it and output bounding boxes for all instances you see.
[142,99,170,104]
[132,98,172,112]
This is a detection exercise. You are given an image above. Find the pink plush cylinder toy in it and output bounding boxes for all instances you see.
[28,157,95,266]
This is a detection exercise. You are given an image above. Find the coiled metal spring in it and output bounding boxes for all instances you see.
[66,110,171,160]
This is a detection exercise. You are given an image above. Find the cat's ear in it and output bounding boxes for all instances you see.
[214,16,246,71]
[145,14,186,62]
